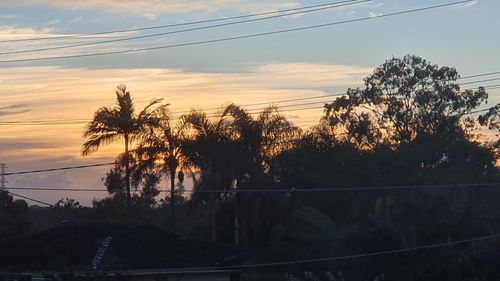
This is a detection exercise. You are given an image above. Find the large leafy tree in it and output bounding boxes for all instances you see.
[82,85,165,207]
[323,55,488,148]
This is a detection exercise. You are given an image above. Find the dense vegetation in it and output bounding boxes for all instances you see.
[1,55,500,280]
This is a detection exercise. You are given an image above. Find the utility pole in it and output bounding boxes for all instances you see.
[0,163,7,189]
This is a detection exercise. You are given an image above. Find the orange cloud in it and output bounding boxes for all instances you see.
[0,63,370,203]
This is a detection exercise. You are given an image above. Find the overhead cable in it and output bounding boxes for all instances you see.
[5,182,500,193]
[4,163,116,176]
[0,0,364,43]
[0,80,498,126]
[0,0,472,64]
[0,0,370,56]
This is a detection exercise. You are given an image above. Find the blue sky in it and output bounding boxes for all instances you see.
[0,0,497,72]
[0,0,498,205]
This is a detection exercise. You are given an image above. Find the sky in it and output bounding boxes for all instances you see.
[0,0,499,205]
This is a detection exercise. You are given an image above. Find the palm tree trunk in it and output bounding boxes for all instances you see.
[124,134,131,207]
[169,165,176,232]
[235,190,249,249]
[210,193,217,242]
[234,191,239,245]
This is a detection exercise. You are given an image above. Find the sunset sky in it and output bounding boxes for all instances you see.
[0,0,498,205]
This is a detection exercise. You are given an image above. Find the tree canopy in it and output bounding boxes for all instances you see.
[82,85,167,206]
[322,55,488,148]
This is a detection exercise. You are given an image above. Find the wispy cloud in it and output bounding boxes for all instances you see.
[235,1,299,14]
[0,62,370,151]
[0,25,57,40]
[464,0,478,7]
[0,139,55,150]
[369,12,383,18]
[3,0,281,19]
[0,103,31,116]
[0,103,30,110]
[0,24,145,61]
[3,0,380,19]
[329,1,383,18]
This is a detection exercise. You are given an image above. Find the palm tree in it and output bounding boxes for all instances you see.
[82,84,165,207]
[181,108,237,242]
[134,106,188,231]
[226,104,300,177]
[181,104,299,243]
[223,104,300,247]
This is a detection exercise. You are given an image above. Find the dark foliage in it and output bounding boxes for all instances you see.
[2,56,499,281]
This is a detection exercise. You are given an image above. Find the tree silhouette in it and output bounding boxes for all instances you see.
[222,104,299,247]
[224,104,300,177]
[323,55,488,148]
[479,104,500,159]
[134,106,188,231]
[0,191,30,241]
[181,108,236,242]
[82,85,165,207]
[181,104,299,243]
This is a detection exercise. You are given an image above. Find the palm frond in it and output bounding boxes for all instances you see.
[137,98,166,120]
[257,105,280,124]
[81,132,120,156]
[115,84,135,119]
[183,111,215,137]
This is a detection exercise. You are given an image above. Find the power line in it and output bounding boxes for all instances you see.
[0,107,326,126]
[6,187,108,192]
[190,182,500,193]
[3,101,496,178]
[0,101,493,127]
[0,0,472,64]
[171,93,345,115]
[460,71,500,80]
[4,163,116,176]
[0,102,493,129]
[0,0,364,43]
[141,83,500,115]
[0,94,335,125]
[1,79,498,126]
[2,232,498,273]
[4,189,94,221]
[4,190,53,207]
[225,233,500,269]
[0,1,370,56]
[467,108,495,115]
[460,77,500,86]
[0,102,330,126]
[5,182,500,193]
